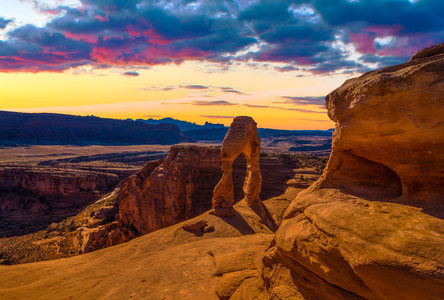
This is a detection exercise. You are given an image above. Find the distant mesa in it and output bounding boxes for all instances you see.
[0,111,193,146]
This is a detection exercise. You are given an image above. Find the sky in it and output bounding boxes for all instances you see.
[0,0,442,130]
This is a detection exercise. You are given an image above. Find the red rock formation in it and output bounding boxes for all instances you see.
[118,146,222,234]
[262,44,444,299]
[212,116,276,229]
[86,145,298,251]
[0,168,118,210]
[0,168,119,237]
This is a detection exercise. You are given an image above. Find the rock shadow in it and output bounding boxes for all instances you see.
[219,209,256,235]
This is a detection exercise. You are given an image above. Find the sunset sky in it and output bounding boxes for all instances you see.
[0,0,443,130]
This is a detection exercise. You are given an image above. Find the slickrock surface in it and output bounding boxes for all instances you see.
[213,116,276,229]
[263,44,444,299]
[0,192,299,299]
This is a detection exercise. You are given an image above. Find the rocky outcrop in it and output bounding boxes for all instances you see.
[86,145,300,251]
[0,168,119,210]
[118,146,222,234]
[0,168,119,238]
[212,116,276,230]
[262,44,444,299]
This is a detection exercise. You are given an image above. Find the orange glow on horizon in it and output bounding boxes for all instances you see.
[0,62,344,130]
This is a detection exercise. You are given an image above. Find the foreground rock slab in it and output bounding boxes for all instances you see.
[264,43,444,299]
[0,195,295,299]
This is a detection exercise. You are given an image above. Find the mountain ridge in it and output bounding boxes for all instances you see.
[0,111,193,146]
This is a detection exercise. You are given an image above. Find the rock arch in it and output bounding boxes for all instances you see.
[212,116,276,229]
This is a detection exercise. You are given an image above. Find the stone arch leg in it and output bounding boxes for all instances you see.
[211,152,238,216]
[243,148,262,205]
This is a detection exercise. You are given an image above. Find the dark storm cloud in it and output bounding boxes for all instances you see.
[0,18,12,29]
[311,0,444,34]
[0,0,442,73]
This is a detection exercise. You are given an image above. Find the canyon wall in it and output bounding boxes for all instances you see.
[0,168,118,210]
[0,168,119,237]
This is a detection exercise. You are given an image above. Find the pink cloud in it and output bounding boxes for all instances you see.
[349,33,377,54]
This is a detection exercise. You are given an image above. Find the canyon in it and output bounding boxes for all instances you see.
[0,168,119,238]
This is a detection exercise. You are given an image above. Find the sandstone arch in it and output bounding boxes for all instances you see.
[212,116,275,229]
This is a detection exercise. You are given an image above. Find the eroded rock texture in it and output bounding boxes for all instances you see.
[262,44,444,299]
[85,143,298,251]
[84,146,223,251]
[118,145,222,234]
[0,168,118,237]
[212,116,276,229]
[0,168,118,209]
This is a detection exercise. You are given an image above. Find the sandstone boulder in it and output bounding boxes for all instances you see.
[264,44,444,299]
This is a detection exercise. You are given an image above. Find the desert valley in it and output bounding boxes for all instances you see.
[0,43,443,299]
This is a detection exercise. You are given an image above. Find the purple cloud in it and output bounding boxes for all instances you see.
[0,0,442,73]
[191,100,238,106]
[123,71,139,76]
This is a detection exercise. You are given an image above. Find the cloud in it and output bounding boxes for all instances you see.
[277,107,326,114]
[191,100,238,106]
[244,104,272,109]
[294,118,333,123]
[280,96,325,106]
[200,115,235,119]
[179,84,209,90]
[220,87,248,95]
[0,0,442,73]
[140,84,248,95]
[123,71,139,76]
[244,102,326,114]
[274,65,299,72]
[359,53,408,68]
[0,18,12,29]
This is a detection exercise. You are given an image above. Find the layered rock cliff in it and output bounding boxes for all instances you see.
[118,146,221,234]
[262,44,444,299]
[0,168,118,209]
[0,168,119,237]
